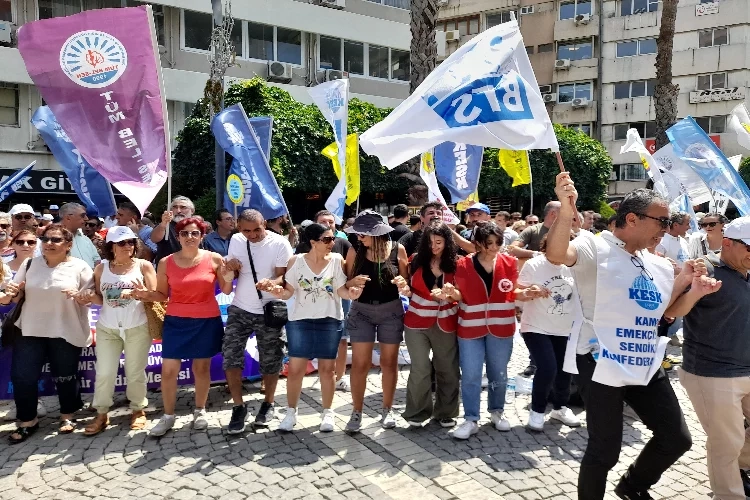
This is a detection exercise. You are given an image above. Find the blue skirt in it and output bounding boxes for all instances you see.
[162,315,224,360]
[286,318,342,360]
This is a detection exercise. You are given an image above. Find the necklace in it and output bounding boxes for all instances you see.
[111,259,135,267]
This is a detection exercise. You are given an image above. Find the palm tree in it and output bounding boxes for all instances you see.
[653,0,680,150]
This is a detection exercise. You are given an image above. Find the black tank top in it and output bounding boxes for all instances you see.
[357,243,400,304]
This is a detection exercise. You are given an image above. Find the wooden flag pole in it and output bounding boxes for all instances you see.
[555,152,566,172]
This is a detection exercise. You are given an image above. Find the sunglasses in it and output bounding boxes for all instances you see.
[636,213,672,229]
[14,214,33,220]
[179,230,202,238]
[527,221,539,225]
[85,222,99,228]
[40,236,65,244]
[13,240,36,246]
[115,239,136,247]
[729,238,750,252]
[316,236,336,244]
[0,224,9,230]
[699,221,720,228]
[631,255,654,281]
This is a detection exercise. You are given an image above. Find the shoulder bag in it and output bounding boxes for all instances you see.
[247,240,288,328]
[0,259,33,349]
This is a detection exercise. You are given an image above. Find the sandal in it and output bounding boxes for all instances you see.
[58,419,77,434]
[84,414,109,436]
[8,423,39,445]
[130,410,147,431]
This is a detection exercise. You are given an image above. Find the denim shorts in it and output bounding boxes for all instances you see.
[286,318,342,360]
[339,299,351,341]
[347,299,405,345]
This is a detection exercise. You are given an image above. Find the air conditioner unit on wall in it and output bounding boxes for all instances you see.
[326,69,349,81]
[438,0,449,6]
[267,61,293,83]
[436,30,447,58]
[0,21,12,45]
[572,97,590,108]
[539,84,553,94]
[554,58,571,69]
[445,30,461,42]
[520,5,535,14]
[543,93,557,103]
[575,13,591,25]
[319,0,345,8]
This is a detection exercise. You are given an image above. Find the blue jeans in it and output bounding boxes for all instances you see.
[458,335,514,421]
[521,332,571,413]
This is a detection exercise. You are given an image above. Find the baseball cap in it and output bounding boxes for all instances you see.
[466,203,490,215]
[300,219,314,229]
[723,216,750,245]
[42,214,54,222]
[34,212,41,218]
[49,205,59,210]
[106,226,138,243]
[9,204,35,216]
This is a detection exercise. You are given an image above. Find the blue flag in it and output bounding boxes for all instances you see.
[31,106,117,217]
[667,116,750,216]
[434,142,483,203]
[0,161,36,203]
[212,105,287,220]
[223,117,272,214]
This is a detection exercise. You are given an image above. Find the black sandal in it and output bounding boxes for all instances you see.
[58,419,76,434]
[8,423,39,444]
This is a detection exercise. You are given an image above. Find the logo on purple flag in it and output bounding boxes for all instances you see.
[18,6,169,214]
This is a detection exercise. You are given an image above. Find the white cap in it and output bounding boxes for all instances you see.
[723,216,750,245]
[105,226,138,243]
[49,205,59,210]
[41,214,54,221]
[9,204,35,216]
[300,219,314,228]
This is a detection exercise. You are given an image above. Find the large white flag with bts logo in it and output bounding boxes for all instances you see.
[360,20,558,168]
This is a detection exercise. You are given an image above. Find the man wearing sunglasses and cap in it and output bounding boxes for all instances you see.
[9,204,37,234]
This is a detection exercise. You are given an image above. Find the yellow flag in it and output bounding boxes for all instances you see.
[498,149,531,187]
[456,191,479,212]
[322,133,360,205]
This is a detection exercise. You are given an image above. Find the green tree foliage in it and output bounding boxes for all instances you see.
[478,125,612,212]
[740,156,750,191]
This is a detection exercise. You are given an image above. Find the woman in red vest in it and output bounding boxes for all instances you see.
[399,222,460,429]
[443,222,518,440]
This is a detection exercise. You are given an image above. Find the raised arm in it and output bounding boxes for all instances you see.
[545,172,579,267]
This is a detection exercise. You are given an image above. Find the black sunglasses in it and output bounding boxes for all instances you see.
[14,214,33,220]
[630,255,654,281]
[316,236,336,244]
[699,221,720,228]
[85,222,99,227]
[115,239,136,247]
[40,236,65,244]
[636,213,671,229]
[13,239,36,246]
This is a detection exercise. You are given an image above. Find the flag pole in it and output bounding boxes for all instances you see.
[555,152,566,172]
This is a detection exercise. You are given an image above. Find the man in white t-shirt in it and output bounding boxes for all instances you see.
[223,209,293,434]
[656,212,691,266]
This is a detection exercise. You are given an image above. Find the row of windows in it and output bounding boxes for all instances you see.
[616,38,657,57]
[0,82,18,126]
[319,37,409,80]
[612,116,726,141]
[613,72,731,99]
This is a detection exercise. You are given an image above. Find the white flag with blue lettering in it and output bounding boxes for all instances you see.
[360,20,558,168]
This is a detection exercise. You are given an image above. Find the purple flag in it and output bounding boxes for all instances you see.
[18,6,170,214]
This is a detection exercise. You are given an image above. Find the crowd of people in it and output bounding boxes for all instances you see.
[1,179,749,500]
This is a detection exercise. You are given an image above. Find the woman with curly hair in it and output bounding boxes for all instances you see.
[401,222,461,429]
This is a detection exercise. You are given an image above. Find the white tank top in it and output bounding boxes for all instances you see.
[98,260,147,330]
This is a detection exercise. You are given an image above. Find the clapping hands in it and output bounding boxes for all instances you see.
[391,276,410,296]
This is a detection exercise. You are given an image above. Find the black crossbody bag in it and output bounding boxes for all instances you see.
[0,259,33,349]
[246,240,288,328]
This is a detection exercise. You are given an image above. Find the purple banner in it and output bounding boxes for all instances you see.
[17,6,170,214]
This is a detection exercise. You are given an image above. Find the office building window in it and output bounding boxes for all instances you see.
[0,82,18,126]
[557,40,593,60]
[558,82,592,102]
[183,10,213,52]
[538,43,554,53]
[696,116,726,134]
[699,28,728,48]
[344,40,364,75]
[276,28,302,65]
[369,45,389,79]
[1,0,13,22]
[560,0,592,20]
[526,46,535,55]
[391,49,409,81]
[614,80,656,99]
[319,36,341,70]
[438,16,481,35]
[619,163,647,181]
[697,73,726,91]
[620,0,658,16]
[247,22,274,61]
[567,123,592,136]
[486,10,515,28]
[616,38,657,57]
[614,121,656,140]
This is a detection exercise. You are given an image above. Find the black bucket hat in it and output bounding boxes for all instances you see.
[344,210,394,236]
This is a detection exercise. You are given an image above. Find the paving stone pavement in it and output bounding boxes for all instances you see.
[0,336,711,500]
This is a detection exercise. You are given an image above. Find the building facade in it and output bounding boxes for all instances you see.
[0,0,411,208]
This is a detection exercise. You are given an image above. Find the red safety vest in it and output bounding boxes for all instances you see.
[455,254,518,339]
[403,267,458,333]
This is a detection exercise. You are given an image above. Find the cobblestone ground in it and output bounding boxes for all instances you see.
[0,336,710,500]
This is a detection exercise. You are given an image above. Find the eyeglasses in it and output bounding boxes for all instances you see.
[13,240,36,246]
[699,221,720,228]
[0,224,9,230]
[636,213,672,229]
[316,236,336,244]
[179,230,202,238]
[14,214,33,220]
[729,238,750,252]
[115,239,136,247]
[527,221,539,225]
[40,236,65,244]
[630,255,654,281]
[85,222,99,228]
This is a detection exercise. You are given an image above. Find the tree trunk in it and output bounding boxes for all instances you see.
[405,0,439,206]
[654,0,679,150]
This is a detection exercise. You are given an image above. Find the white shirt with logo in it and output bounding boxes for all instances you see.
[656,233,689,265]
[517,255,576,337]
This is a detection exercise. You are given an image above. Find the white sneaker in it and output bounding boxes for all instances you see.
[36,400,47,418]
[451,420,478,440]
[381,408,397,429]
[407,420,424,428]
[335,377,351,392]
[549,406,581,427]
[319,409,335,432]
[490,411,511,432]
[149,415,175,437]
[527,410,545,432]
[279,408,297,432]
[192,409,208,431]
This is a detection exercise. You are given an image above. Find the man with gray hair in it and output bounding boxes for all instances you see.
[151,195,194,264]
[509,201,561,259]
[657,212,691,267]
[60,202,100,268]
[0,212,14,262]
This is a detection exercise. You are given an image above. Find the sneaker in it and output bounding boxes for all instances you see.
[549,407,581,427]
[521,364,537,377]
[319,409,335,433]
[437,418,456,428]
[193,409,208,431]
[665,354,683,365]
[335,377,351,392]
[661,359,673,371]
[226,404,248,435]
[149,415,175,437]
[407,420,424,429]
[614,474,653,499]
[278,408,297,432]
[36,401,47,418]
[490,411,511,432]
[254,402,275,427]
[526,410,545,432]
[451,420,478,440]
[345,410,362,434]
[381,408,397,429]
[668,334,683,347]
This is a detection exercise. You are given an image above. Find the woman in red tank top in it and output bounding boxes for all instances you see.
[132,217,234,437]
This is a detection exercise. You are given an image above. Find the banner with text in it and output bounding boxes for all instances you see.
[434,142,483,203]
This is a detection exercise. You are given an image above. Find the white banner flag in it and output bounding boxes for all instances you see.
[709,154,743,214]
[420,151,460,225]
[621,129,670,198]
[653,143,713,205]
[360,20,559,168]
[729,102,750,151]
[309,79,349,222]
